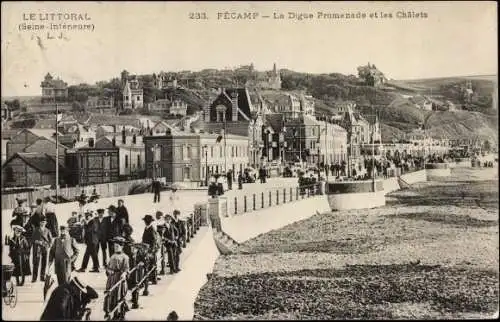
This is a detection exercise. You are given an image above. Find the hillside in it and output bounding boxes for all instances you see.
[425,111,498,142]
[4,68,496,144]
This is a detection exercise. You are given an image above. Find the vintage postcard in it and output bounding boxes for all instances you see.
[1,1,498,320]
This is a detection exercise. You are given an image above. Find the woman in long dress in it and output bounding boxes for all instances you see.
[7,225,32,286]
[104,237,130,320]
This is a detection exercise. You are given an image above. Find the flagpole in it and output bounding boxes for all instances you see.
[55,93,59,203]
[223,112,227,173]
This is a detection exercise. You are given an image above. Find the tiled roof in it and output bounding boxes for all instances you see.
[87,115,142,127]
[42,78,67,89]
[7,152,64,174]
[27,128,62,139]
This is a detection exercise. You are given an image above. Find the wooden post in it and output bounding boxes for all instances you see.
[296,187,299,200]
[276,190,279,205]
[234,197,237,215]
[290,187,293,202]
[244,195,247,213]
[261,192,264,208]
[269,191,272,206]
[283,188,286,203]
[253,194,256,210]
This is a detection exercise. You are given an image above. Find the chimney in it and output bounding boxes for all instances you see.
[122,128,126,144]
[132,134,136,144]
[112,136,116,146]
[89,138,95,148]
[231,91,239,121]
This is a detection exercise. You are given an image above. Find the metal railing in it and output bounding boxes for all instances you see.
[102,210,203,320]
[231,183,320,216]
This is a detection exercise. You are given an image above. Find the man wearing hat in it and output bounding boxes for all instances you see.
[105,205,123,258]
[162,214,180,274]
[116,199,129,225]
[77,210,100,273]
[49,225,79,285]
[141,214,159,284]
[8,225,31,286]
[31,218,53,282]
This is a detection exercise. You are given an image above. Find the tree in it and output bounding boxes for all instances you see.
[4,99,20,110]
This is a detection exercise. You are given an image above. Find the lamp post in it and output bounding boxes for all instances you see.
[54,90,59,203]
[223,112,227,173]
[203,144,208,186]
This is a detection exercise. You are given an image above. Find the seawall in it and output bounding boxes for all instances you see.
[221,195,330,244]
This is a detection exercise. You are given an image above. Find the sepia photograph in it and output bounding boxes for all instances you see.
[1,1,498,320]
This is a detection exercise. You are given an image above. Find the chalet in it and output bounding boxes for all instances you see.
[2,152,65,187]
[65,145,119,186]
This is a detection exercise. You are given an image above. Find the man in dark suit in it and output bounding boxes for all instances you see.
[95,209,108,267]
[141,214,158,284]
[105,206,123,258]
[76,212,100,273]
[152,179,161,203]
[163,214,179,274]
[116,199,129,224]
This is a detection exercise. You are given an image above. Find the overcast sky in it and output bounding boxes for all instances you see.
[2,1,497,96]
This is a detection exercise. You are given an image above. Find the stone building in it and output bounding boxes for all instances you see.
[41,73,68,103]
[144,130,249,188]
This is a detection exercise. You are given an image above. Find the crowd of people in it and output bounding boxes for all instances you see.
[5,190,193,320]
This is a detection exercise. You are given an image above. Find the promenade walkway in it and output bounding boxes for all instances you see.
[2,178,298,320]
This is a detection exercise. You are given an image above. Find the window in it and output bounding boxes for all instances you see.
[210,146,214,158]
[187,145,192,159]
[231,146,234,157]
[137,96,141,101]
[137,155,141,168]
[184,167,191,181]
[125,155,129,168]
[103,155,111,170]
[219,146,223,158]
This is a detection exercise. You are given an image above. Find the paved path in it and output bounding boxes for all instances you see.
[2,178,298,320]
